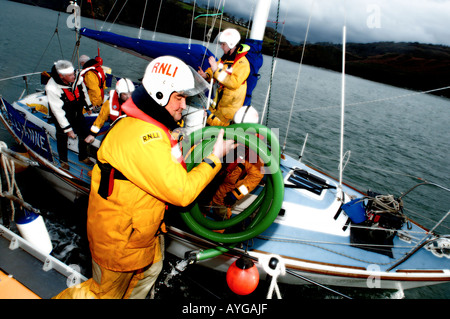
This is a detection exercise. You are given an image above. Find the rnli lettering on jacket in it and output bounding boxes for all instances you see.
[122,98,186,169]
[142,131,162,143]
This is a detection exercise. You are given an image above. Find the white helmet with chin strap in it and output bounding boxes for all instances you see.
[219,28,241,49]
[142,56,208,107]
[115,78,135,95]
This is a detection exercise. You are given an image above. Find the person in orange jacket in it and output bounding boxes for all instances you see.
[53,56,236,299]
[210,144,264,220]
[198,28,250,126]
[200,105,263,222]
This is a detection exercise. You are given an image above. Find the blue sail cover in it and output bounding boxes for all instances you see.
[79,28,263,106]
[79,28,214,71]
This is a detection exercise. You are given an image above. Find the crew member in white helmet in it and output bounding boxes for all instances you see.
[198,28,250,126]
[85,78,135,144]
[54,56,236,299]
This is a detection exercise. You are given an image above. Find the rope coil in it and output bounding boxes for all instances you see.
[0,142,40,221]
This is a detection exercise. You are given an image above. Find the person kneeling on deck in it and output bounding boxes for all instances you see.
[45,60,95,170]
[198,28,250,126]
[84,78,135,144]
[53,56,236,299]
[199,106,263,230]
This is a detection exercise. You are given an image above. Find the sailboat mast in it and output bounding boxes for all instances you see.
[253,0,271,124]
[339,26,347,191]
[249,0,271,41]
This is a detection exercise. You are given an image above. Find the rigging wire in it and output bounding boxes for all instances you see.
[0,73,41,83]
[100,0,119,31]
[108,0,129,32]
[213,0,225,57]
[152,0,164,40]
[199,0,225,47]
[87,0,97,31]
[138,0,149,39]
[86,0,100,57]
[263,85,450,114]
[197,0,225,118]
[281,0,314,154]
[263,0,281,126]
[245,0,257,40]
[339,5,348,190]
[188,0,196,49]
[201,0,211,46]
[33,12,65,72]
[259,0,287,126]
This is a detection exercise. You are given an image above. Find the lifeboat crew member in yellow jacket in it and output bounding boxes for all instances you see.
[198,28,250,126]
[53,56,236,299]
[80,56,107,108]
[84,78,135,144]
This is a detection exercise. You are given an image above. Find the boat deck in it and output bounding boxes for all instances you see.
[0,225,87,299]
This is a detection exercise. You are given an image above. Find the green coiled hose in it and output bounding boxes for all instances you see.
[177,124,284,258]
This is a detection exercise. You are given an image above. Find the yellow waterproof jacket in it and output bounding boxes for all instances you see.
[89,99,110,135]
[84,70,106,107]
[87,100,221,272]
[90,90,124,136]
[205,46,250,126]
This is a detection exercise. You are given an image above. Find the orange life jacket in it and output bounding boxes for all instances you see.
[81,64,106,99]
[108,90,122,121]
[62,86,81,102]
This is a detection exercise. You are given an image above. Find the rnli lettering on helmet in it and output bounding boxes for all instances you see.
[151,62,178,77]
[142,131,161,144]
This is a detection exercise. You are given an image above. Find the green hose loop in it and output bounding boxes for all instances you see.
[193,245,235,261]
[178,124,284,246]
[189,185,266,230]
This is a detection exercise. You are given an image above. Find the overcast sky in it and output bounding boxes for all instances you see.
[195,0,450,45]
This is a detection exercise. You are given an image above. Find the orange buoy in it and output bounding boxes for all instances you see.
[226,256,259,295]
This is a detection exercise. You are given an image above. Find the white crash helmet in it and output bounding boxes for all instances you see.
[233,105,259,124]
[219,28,241,49]
[115,78,135,95]
[142,56,208,107]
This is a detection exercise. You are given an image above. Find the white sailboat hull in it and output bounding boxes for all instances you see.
[165,226,450,291]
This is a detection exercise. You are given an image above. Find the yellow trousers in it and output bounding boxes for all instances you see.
[53,259,163,299]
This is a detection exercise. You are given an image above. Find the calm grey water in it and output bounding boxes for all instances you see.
[0,0,449,299]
